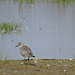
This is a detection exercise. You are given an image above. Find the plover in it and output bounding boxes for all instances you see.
[15,42,35,60]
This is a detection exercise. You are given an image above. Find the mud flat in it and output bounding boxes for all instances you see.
[0,59,75,75]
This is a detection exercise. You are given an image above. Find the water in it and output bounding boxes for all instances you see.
[0,0,75,60]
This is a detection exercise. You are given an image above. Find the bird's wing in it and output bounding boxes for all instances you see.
[22,46,34,56]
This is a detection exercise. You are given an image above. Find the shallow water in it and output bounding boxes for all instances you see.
[0,0,75,60]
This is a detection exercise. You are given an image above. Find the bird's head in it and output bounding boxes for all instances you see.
[15,42,24,48]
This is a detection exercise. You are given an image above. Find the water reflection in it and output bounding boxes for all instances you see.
[0,0,75,59]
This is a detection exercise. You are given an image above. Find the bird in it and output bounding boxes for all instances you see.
[15,42,35,61]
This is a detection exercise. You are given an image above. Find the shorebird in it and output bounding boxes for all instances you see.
[15,42,35,61]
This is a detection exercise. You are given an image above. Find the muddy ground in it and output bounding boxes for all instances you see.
[0,59,75,75]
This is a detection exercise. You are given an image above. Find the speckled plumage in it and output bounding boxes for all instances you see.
[15,42,35,60]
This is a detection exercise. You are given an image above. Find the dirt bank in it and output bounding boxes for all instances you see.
[0,59,75,75]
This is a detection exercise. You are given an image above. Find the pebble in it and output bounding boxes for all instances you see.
[34,60,38,63]
[47,64,50,67]
[64,70,66,72]
[20,62,24,65]
[58,61,62,63]
[69,58,73,60]
[15,71,18,72]
[65,65,67,67]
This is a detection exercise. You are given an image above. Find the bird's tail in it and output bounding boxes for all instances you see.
[33,56,35,57]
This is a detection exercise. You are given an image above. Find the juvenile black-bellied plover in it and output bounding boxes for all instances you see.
[15,42,35,61]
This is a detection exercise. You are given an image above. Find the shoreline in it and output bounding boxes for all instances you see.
[0,59,75,75]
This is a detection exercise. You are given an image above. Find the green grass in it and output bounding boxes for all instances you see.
[53,0,74,5]
[0,23,20,34]
[12,0,75,6]
[14,0,75,4]
[1,0,75,6]
[13,0,33,6]
[41,0,75,5]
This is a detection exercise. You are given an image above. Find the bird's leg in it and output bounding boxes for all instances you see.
[28,58,30,64]
[28,58,29,61]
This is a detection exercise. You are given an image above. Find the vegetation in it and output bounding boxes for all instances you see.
[12,0,75,6]
[0,0,75,7]
[13,0,33,6]
[0,23,20,34]
[53,0,75,5]
[0,0,75,5]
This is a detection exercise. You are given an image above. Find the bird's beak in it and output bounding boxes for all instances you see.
[15,45,18,47]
